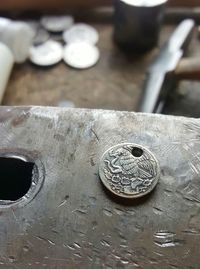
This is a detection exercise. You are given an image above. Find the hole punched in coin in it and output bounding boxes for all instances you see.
[131,147,143,158]
[0,152,45,207]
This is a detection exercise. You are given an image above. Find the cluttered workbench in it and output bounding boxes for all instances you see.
[1,2,200,269]
[2,7,200,117]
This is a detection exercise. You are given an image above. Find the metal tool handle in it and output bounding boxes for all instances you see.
[138,19,195,114]
[168,19,195,53]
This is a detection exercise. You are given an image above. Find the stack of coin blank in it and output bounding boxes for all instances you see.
[29,15,100,69]
[63,23,100,69]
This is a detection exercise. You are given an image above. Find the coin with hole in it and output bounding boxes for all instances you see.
[63,23,99,45]
[40,15,74,33]
[99,143,160,199]
[29,40,63,66]
[63,42,100,69]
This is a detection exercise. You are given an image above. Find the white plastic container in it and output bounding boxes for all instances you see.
[0,17,34,63]
[0,42,14,102]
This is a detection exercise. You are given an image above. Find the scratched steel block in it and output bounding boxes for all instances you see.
[0,106,199,269]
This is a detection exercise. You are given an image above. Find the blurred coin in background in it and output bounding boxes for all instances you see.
[63,23,99,45]
[40,15,74,33]
[29,40,63,66]
[24,20,39,35]
[33,28,50,45]
[58,100,75,108]
[63,42,100,69]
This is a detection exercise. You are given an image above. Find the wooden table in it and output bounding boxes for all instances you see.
[3,13,200,117]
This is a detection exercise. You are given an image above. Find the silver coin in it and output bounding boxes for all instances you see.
[63,42,100,69]
[99,143,160,199]
[40,15,74,33]
[63,23,99,45]
[58,100,75,108]
[29,40,63,66]
[33,28,50,45]
[24,20,39,35]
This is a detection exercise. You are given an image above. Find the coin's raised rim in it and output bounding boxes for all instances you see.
[40,15,74,33]
[29,40,63,66]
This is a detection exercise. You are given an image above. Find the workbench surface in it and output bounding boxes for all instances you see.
[3,19,200,117]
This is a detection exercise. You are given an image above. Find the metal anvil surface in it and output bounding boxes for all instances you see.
[0,106,200,269]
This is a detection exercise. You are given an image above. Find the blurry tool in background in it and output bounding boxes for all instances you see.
[138,19,200,114]
[0,17,34,63]
[0,43,14,103]
[198,26,200,39]
[114,0,168,52]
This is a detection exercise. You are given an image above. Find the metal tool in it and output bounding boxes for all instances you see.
[114,0,168,52]
[138,19,200,113]
[0,106,200,268]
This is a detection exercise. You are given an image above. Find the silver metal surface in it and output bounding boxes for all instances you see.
[29,40,63,66]
[40,15,74,33]
[57,100,75,108]
[138,19,195,113]
[63,42,100,69]
[114,0,167,52]
[0,106,200,268]
[33,28,50,46]
[99,143,160,198]
[63,23,99,45]
[122,0,167,6]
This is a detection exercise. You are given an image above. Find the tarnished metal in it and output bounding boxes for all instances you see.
[114,0,167,52]
[0,106,200,268]
[99,143,160,199]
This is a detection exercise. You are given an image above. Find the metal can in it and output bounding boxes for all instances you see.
[114,0,168,52]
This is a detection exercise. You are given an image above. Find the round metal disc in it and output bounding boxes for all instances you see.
[24,20,39,35]
[123,0,167,6]
[63,42,100,69]
[29,40,63,66]
[40,15,74,33]
[58,100,75,108]
[99,143,160,199]
[63,23,99,45]
[33,28,50,45]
